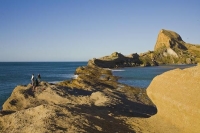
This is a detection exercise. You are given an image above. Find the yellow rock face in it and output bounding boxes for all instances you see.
[147,65,200,133]
[154,29,185,51]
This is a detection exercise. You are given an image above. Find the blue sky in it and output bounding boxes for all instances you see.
[0,0,200,61]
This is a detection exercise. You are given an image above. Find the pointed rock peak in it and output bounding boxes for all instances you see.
[160,29,183,41]
[154,29,186,51]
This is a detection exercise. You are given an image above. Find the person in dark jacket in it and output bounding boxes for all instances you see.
[32,78,39,92]
[37,74,41,83]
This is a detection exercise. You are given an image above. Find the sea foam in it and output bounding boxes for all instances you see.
[111,69,125,72]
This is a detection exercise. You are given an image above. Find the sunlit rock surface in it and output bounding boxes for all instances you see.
[147,64,200,133]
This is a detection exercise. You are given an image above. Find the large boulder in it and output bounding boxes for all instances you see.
[147,64,200,133]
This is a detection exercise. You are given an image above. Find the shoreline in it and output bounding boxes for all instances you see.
[0,63,196,109]
[0,62,200,132]
[0,65,157,132]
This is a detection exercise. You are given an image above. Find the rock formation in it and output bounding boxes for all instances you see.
[147,64,200,133]
[87,52,142,68]
[88,52,158,68]
[87,29,200,68]
[0,66,156,133]
[154,29,186,51]
[152,29,200,64]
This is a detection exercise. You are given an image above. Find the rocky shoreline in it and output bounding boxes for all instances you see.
[0,65,157,133]
[1,63,200,133]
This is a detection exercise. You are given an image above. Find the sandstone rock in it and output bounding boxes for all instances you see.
[153,29,200,64]
[147,65,200,133]
[2,82,70,111]
[90,91,110,106]
[186,58,192,64]
[166,48,178,57]
[154,29,186,51]
[87,52,141,68]
[87,29,200,67]
[0,65,155,133]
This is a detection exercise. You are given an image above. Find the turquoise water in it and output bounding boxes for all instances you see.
[0,62,195,108]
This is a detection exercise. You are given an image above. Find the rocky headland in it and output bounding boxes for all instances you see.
[88,29,200,68]
[0,29,200,133]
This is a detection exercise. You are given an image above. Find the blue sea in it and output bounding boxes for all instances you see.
[0,62,195,108]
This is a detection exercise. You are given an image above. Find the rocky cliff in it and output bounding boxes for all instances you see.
[154,29,186,51]
[152,29,200,64]
[147,63,200,133]
[87,29,200,68]
[88,52,158,68]
[87,52,142,68]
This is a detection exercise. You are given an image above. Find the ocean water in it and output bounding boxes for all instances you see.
[0,62,87,108]
[0,62,195,108]
[112,64,195,88]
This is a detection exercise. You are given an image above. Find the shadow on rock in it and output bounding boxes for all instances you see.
[66,105,136,133]
[67,88,93,96]
[0,110,16,116]
[55,86,93,97]
[111,91,157,118]
[21,87,35,98]
[64,92,157,133]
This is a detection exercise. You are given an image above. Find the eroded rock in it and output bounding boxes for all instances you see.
[0,65,155,133]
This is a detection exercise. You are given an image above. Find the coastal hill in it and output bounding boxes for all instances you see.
[88,29,200,68]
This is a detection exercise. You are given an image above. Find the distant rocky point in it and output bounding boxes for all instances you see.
[88,29,200,68]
